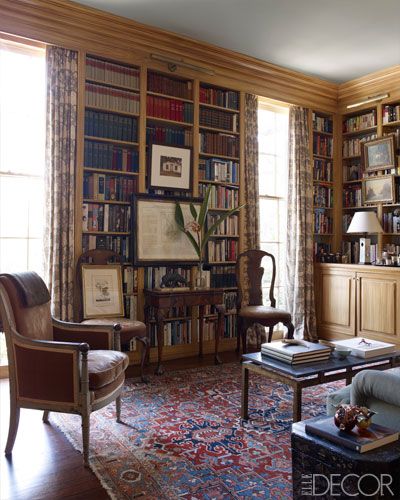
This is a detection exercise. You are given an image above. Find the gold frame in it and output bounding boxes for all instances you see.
[362,174,395,205]
[363,136,395,173]
[81,264,124,319]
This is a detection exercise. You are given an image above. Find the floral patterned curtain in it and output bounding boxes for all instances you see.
[285,106,317,340]
[44,46,78,321]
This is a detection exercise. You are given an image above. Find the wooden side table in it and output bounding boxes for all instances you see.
[144,288,226,375]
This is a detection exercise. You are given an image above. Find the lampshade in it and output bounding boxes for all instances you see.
[347,211,383,234]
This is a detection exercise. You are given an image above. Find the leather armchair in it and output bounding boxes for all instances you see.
[0,272,129,466]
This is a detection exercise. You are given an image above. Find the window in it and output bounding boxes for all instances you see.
[0,40,46,368]
[258,100,289,310]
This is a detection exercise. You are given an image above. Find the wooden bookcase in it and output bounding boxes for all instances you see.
[75,54,244,365]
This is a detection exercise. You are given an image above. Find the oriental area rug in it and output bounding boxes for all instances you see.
[52,363,342,499]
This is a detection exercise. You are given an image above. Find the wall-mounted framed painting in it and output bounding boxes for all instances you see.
[149,144,192,192]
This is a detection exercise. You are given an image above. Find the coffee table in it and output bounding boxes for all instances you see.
[241,351,400,422]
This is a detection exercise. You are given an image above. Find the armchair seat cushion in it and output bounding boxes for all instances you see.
[82,318,147,344]
[88,350,129,390]
[239,305,291,322]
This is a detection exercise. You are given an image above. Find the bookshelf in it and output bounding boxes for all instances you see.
[77,57,244,365]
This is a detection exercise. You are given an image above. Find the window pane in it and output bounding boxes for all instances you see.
[28,238,44,277]
[0,238,28,272]
[259,199,279,242]
[259,154,276,196]
[0,176,30,237]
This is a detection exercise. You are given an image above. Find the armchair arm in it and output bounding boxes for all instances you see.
[350,369,400,409]
[10,328,88,406]
[52,317,121,350]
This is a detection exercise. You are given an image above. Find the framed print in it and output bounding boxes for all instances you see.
[363,136,395,173]
[149,144,192,192]
[132,194,202,265]
[82,265,124,319]
[363,174,394,204]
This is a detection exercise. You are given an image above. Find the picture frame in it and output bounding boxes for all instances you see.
[363,174,395,204]
[149,144,192,192]
[132,194,202,265]
[363,136,395,173]
[81,264,124,319]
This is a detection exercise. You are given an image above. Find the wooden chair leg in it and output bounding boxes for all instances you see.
[236,315,243,353]
[267,325,274,343]
[284,321,295,339]
[241,319,249,354]
[116,395,121,423]
[42,410,50,423]
[137,337,150,383]
[5,401,20,455]
[81,412,90,467]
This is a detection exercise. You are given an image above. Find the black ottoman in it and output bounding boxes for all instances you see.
[291,417,400,499]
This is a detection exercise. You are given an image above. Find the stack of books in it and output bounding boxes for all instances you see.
[261,339,331,365]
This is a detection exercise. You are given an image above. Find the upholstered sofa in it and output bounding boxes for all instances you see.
[326,368,400,431]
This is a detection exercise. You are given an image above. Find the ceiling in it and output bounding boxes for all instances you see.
[74,0,400,83]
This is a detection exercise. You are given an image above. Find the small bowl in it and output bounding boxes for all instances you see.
[335,347,352,359]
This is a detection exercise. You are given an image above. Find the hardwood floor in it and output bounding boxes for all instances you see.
[0,351,241,499]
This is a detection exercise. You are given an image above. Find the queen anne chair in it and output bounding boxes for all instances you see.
[0,271,129,466]
[236,249,294,352]
[76,249,149,381]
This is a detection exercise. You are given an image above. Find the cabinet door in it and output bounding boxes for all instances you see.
[357,272,399,342]
[315,268,355,338]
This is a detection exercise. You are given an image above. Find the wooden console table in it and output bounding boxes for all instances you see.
[144,288,226,375]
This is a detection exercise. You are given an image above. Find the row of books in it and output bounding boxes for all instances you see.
[343,110,377,133]
[85,110,138,142]
[85,83,140,114]
[342,133,377,157]
[144,266,191,290]
[312,113,333,133]
[313,209,333,234]
[342,214,353,232]
[84,140,139,172]
[342,241,378,264]
[200,108,239,132]
[86,57,139,88]
[209,265,236,288]
[146,96,194,123]
[382,212,400,233]
[200,132,239,158]
[148,72,192,100]
[314,242,331,260]
[83,173,137,202]
[82,234,130,261]
[313,185,333,207]
[343,185,362,207]
[199,87,239,110]
[198,158,239,183]
[207,213,239,236]
[384,244,400,254]
[343,162,362,182]
[382,104,400,124]
[313,159,333,182]
[199,184,239,209]
[261,340,331,365]
[82,203,130,232]
[124,294,137,322]
[149,319,192,347]
[313,134,333,157]
[146,125,193,147]
[207,239,238,262]
[123,266,138,294]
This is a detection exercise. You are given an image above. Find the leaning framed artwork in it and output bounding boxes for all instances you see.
[363,136,395,173]
[81,264,124,319]
[363,174,395,204]
[149,144,192,192]
[132,194,202,265]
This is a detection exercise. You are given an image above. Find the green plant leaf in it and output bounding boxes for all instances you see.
[184,231,201,258]
[201,204,245,253]
[190,203,198,221]
[175,203,185,231]
[198,185,211,227]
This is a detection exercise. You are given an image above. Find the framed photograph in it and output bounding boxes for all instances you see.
[363,136,395,172]
[363,174,394,204]
[132,194,202,265]
[81,265,124,319]
[149,144,192,192]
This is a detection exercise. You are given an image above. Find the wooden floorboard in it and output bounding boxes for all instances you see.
[0,351,241,499]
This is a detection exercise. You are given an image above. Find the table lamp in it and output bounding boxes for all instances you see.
[346,211,383,264]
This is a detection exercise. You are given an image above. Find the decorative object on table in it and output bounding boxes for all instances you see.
[334,346,352,359]
[149,144,192,192]
[175,184,244,288]
[159,271,189,289]
[132,195,202,265]
[346,211,383,264]
[363,174,395,204]
[81,264,124,318]
[362,135,395,173]
[307,415,399,453]
[261,339,331,365]
[333,404,375,431]
[330,337,396,359]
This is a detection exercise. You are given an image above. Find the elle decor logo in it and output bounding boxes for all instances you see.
[301,473,395,497]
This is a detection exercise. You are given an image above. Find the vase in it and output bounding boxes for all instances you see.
[195,262,207,289]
